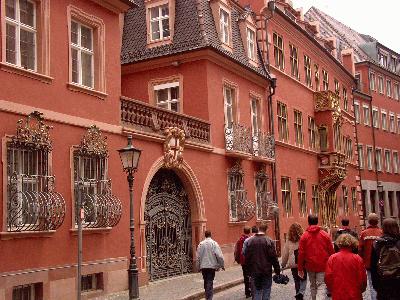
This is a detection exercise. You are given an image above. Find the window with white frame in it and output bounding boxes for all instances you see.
[394,83,399,100]
[5,0,37,70]
[312,184,318,214]
[345,138,353,161]
[308,116,318,150]
[227,164,244,221]
[154,82,180,112]
[357,144,364,169]
[354,102,360,123]
[246,28,256,60]
[281,176,292,215]
[372,108,379,128]
[314,63,320,91]
[387,80,392,97]
[277,101,288,142]
[397,116,400,134]
[378,76,384,94]
[381,111,387,130]
[251,97,260,136]
[389,113,395,133]
[342,185,349,214]
[322,69,329,91]
[71,20,94,88]
[294,110,303,146]
[220,8,230,45]
[289,44,299,78]
[351,187,357,212]
[149,4,170,41]
[343,88,348,111]
[376,148,382,171]
[304,55,312,87]
[370,72,376,91]
[224,85,235,128]
[363,105,370,126]
[367,146,373,170]
[384,150,391,173]
[393,151,399,174]
[273,32,284,70]
[379,53,388,68]
[334,79,340,95]
[297,178,307,216]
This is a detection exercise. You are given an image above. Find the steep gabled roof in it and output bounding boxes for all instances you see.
[121,0,267,78]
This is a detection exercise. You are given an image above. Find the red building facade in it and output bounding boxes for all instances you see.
[0,0,136,299]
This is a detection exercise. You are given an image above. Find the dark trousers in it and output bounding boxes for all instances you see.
[241,264,252,296]
[291,268,307,296]
[202,268,216,300]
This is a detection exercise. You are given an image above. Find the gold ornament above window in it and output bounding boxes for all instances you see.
[163,127,185,168]
[78,125,108,157]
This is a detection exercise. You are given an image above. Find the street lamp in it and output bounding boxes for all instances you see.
[118,135,142,299]
[377,182,384,225]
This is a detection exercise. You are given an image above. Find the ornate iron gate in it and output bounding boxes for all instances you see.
[145,169,193,281]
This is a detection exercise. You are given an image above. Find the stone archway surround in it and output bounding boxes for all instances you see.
[138,157,207,276]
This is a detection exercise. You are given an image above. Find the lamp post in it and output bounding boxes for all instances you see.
[377,182,384,225]
[118,135,142,299]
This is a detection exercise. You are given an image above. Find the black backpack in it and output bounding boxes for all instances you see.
[377,240,400,280]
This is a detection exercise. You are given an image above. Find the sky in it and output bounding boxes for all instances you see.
[291,0,400,53]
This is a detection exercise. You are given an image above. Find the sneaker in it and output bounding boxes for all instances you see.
[295,293,303,300]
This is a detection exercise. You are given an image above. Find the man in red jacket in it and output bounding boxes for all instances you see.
[358,213,382,300]
[234,226,252,298]
[298,214,334,300]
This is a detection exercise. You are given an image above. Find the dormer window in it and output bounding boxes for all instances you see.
[379,52,388,68]
[246,28,256,60]
[149,4,170,41]
[154,82,179,112]
[220,8,230,45]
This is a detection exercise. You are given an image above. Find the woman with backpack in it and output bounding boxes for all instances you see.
[370,218,400,300]
[281,223,307,300]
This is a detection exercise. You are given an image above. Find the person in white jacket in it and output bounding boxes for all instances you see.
[281,223,307,300]
[196,230,225,300]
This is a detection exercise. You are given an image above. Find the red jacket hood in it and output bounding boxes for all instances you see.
[307,225,321,233]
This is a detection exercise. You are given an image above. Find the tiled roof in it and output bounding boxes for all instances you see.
[121,0,268,78]
[304,6,371,63]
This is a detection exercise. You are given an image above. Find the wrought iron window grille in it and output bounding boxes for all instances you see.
[73,125,122,229]
[255,168,276,220]
[228,162,255,221]
[6,112,65,232]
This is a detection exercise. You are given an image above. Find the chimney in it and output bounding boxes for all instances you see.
[341,48,355,76]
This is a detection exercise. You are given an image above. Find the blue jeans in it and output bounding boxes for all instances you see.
[252,274,272,300]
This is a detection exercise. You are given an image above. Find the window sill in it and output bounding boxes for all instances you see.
[0,62,53,84]
[147,37,172,48]
[228,221,248,226]
[67,82,108,100]
[70,227,112,235]
[221,42,233,52]
[0,230,56,240]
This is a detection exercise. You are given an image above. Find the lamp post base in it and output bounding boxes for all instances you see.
[128,267,140,299]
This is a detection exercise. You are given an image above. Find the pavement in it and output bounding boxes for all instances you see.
[97,265,372,300]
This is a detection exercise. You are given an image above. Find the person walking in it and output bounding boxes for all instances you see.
[370,218,400,300]
[245,223,280,300]
[281,223,307,300]
[196,230,225,300]
[234,226,252,298]
[334,218,359,253]
[325,234,367,300]
[298,214,334,300]
[358,213,383,300]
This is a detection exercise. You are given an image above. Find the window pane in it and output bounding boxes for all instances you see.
[170,87,179,100]
[171,102,178,112]
[162,19,170,38]
[150,7,159,19]
[80,25,92,50]
[156,89,168,102]
[20,29,35,70]
[81,52,93,87]
[6,0,16,19]
[72,48,79,84]
[6,23,16,64]
[161,5,169,16]
[151,20,160,40]
[20,0,35,27]
[71,21,78,45]
[226,106,233,127]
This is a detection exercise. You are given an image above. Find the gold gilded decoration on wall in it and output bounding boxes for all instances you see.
[163,127,185,168]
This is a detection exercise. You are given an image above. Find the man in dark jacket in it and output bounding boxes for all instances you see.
[245,223,280,300]
[234,226,252,298]
[334,218,359,253]
[298,214,334,300]
[370,218,400,300]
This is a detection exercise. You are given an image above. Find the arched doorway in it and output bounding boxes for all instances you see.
[145,168,193,281]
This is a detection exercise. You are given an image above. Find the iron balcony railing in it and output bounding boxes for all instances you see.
[225,124,275,160]
[7,174,66,232]
[121,97,211,144]
[75,179,122,229]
